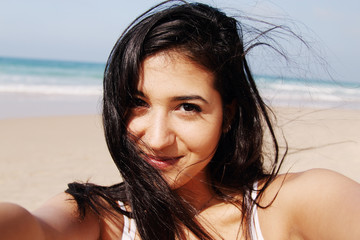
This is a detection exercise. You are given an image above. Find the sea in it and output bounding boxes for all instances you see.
[0,57,104,119]
[1,56,359,119]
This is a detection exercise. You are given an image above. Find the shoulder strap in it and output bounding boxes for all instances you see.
[118,201,137,240]
[250,183,265,240]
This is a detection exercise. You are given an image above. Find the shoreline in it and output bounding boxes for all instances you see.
[0,93,102,119]
[0,107,359,210]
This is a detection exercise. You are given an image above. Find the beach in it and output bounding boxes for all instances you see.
[273,107,360,181]
[0,57,359,210]
[0,107,359,210]
[0,114,119,210]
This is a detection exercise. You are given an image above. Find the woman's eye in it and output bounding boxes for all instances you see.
[131,98,148,108]
[179,103,202,113]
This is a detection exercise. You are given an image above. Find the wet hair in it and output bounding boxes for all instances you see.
[66,1,286,239]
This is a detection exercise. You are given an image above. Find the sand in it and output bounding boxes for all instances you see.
[273,107,360,180]
[0,107,359,210]
[0,115,118,210]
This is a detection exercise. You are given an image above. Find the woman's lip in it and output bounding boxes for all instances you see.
[144,155,182,169]
[147,155,181,161]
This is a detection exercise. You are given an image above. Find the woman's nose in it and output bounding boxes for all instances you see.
[144,113,175,151]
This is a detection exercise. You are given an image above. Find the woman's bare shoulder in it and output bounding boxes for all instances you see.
[31,192,101,239]
[273,168,360,203]
[260,169,360,239]
[33,192,124,240]
[261,168,359,199]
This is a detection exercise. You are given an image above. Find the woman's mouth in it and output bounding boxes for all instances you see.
[144,155,182,169]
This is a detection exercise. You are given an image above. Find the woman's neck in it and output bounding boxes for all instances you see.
[175,169,217,212]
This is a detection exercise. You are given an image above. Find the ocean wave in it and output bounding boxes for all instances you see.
[0,73,101,86]
[1,57,359,109]
[0,84,102,96]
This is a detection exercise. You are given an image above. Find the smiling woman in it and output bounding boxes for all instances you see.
[127,52,224,191]
[0,1,360,240]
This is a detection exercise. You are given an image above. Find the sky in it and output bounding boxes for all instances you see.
[0,0,359,82]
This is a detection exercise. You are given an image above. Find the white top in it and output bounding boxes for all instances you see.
[118,201,136,240]
[118,186,264,240]
[251,183,265,240]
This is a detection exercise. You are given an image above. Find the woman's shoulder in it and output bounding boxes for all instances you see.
[261,168,359,200]
[33,192,124,240]
[269,168,359,202]
[259,169,360,239]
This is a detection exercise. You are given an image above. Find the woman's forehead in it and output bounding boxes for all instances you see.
[140,52,213,82]
[135,51,219,101]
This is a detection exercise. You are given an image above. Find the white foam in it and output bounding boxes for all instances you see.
[0,84,102,96]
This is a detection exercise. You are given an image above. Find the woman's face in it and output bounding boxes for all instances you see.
[127,52,224,190]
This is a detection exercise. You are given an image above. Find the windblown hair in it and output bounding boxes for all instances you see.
[66,1,287,239]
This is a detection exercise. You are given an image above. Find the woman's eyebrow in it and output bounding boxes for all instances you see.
[171,95,209,104]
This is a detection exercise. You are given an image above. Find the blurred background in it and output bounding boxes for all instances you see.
[0,0,359,210]
[0,0,359,119]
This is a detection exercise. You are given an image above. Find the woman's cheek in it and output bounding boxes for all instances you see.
[180,122,222,151]
[127,116,144,137]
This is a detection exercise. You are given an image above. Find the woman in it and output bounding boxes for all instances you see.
[1,1,359,239]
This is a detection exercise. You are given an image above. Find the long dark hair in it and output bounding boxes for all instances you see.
[66,1,286,239]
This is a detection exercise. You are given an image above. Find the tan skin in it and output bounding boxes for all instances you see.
[1,52,359,239]
[1,169,359,239]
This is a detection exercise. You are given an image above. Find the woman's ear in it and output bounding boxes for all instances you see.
[223,100,236,133]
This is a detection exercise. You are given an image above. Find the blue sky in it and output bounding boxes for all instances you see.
[0,0,359,82]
